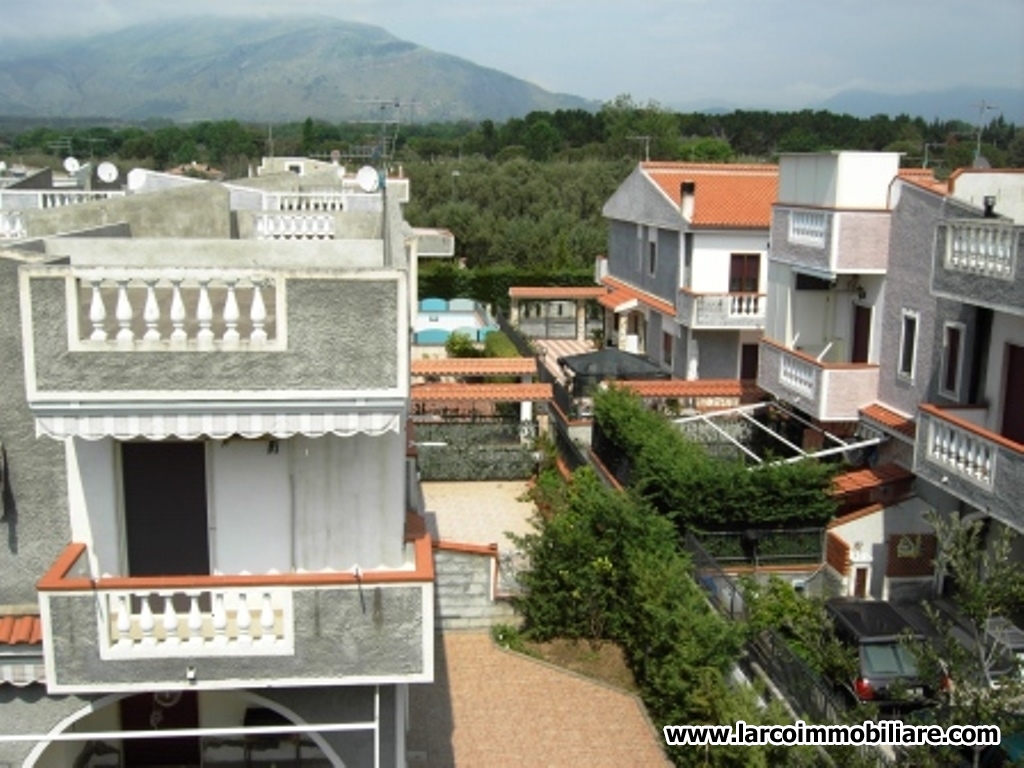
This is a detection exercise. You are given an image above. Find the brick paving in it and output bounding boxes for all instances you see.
[407,632,670,767]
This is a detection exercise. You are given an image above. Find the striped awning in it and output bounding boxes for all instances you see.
[0,660,46,687]
[35,411,402,441]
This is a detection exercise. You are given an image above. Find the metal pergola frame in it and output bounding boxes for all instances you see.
[672,401,884,466]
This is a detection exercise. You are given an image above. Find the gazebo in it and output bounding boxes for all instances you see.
[557,347,668,397]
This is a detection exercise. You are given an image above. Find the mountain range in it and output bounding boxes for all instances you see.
[0,17,1019,125]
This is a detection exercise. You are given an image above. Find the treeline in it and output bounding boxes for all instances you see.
[4,96,1022,173]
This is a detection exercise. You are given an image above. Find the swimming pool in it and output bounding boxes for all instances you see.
[414,297,499,345]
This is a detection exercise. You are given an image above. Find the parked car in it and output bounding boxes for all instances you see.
[825,597,939,708]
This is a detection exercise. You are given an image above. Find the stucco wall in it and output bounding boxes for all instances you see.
[26,275,400,395]
[43,585,427,691]
[606,220,680,305]
[0,256,72,603]
[693,330,740,379]
[434,548,515,629]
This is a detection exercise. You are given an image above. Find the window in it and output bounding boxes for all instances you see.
[940,322,965,397]
[789,210,827,246]
[898,310,918,381]
[663,332,673,368]
[648,239,657,274]
[729,253,760,293]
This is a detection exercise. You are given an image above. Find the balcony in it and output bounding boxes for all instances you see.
[758,339,879,422]
[1,210,24,239]
[19,257,402,405]
[36,521,434,693]
[254,213,335,240]
[679,290,766,329]
[915,404,1024,530]
[0,189,125,210]
[771,207,890,276]
[931,220,1024,315]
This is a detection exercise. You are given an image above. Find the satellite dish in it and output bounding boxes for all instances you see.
[63,156,81,174]
[355,165,380,193]
[127,168,147,192]
[97,161,119,183]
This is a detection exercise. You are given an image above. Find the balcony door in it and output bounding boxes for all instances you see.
[730,253,761,293]
[1002,344,1024,445]
[122,441,210,577]
[851,304,872,364]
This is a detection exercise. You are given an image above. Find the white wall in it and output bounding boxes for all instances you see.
[688,231,770,293]
[66,437,121,576]
[985,312,1024,434]
[210,439,292,574]
[778,152,899,209]
[951,172,1024,223]
[763,261,793,342]
[291,432,405,571]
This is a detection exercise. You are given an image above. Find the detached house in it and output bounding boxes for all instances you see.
[598,162,778,380]
[0,164,433,767]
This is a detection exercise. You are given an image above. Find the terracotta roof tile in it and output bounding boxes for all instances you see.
[831,464,914,496]
[411,382,553,402]
[621,379,764,401]
[860,403,917,440]
[599,276,676,317]
[0,615,42,646]
[641,162,779,228]
[412,358,537,377]
[897,168,948,195]
[509,286,608,299]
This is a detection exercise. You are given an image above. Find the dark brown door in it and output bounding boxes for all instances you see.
[120,691,201,766]
[740,344,759,380]
[854,568,868,598]
[123,442,210,577]
[1002,344,1024,445]
[851,305,872,364]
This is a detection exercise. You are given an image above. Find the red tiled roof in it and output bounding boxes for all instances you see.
[860,403,916,440]
[598,276,676,317]
[411,383,553,402]
[897,168,947,195]
[509,286,607,299]
[620,379,764,400]
[831,464,914,496]
[412,358,537,377]
[640,162,779,228]
[0,615,42,646]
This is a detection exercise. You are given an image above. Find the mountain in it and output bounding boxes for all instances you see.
[0,17,597,123]
[816,87,1024,124]
[667,87,1024,124]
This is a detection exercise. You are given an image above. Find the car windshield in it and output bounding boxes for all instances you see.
[862,642,919,677]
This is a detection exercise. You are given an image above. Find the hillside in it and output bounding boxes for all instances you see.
[0,17,597,123]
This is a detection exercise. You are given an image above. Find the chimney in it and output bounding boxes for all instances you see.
[681,181,696,221]
[983,195,997,218]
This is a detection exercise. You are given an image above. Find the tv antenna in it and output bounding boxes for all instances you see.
[628,135,652,162]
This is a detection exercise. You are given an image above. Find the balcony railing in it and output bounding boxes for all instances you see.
[254,213,334,240]
[945,221,1017,280]
[0,210,24,239]
[0,189,125,210]
[37,522,434,690]
[72,268,282,351]
[680,291,766,329]
[923,407,995,489]
[758,339,879,422]
[263,192,346,213]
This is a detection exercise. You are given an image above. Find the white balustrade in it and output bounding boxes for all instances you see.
[254,212,335,240]
[946,222,1017,280]
[0,210,25,239]
[104,587,292,658]
[76,271,279,350]
[779,353,817,399]
[927,416,995,489]
[266,192,347,213]
[728,293,764,319]
[689,293,766,327]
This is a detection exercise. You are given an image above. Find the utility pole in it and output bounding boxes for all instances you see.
[970,100,999,165]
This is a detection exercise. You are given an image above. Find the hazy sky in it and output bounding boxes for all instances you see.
[1,0,1022,110]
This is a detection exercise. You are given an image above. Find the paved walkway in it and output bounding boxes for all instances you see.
[407,632,670,767]
[423,481,536,555]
